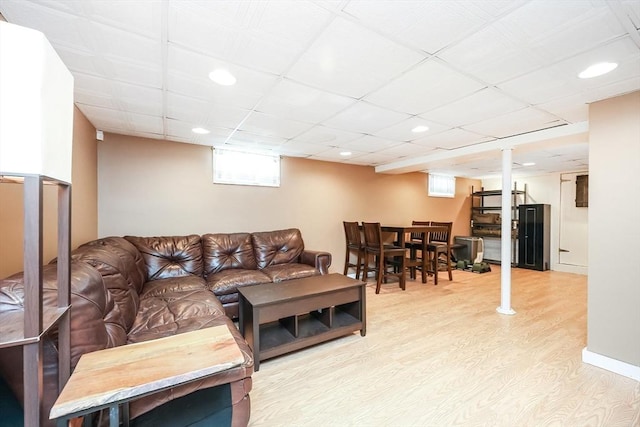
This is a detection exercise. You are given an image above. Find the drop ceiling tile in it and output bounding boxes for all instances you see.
[75,104,130,130]
[322,101,410,134]
[224,130,288,151]
[375,117,451,142]
[111,82,164,116]
[277,140,332,157]
[344,135,402,153]
[343,0,500,54]
[420,88,528,128]
[536,95,589,123]
[374,142,436,158]
[412,128,493,150]
[309,147,369,164]
[582,75,640,104]
[462,107,565,138]
[131,131,166,141]
[166,93,249,130]
[128,113,163,134]
[90,21,161,67]
[623,0,640,28]
[239,111,313,139]
[167,46,279,108]
[498,37,640,105]
[55,46,101,75]
[365,60,485,115]
[0,1,92,51]
[346,151,403,166]
[169,1,331,74]
[103,57,163,89]
[74,92,116,110]
[82,0,162,39]
[256,79,355,124]
[293,125,363,147]
[286,16,424,98]
[529,9,625,64]
[437,24,545,85]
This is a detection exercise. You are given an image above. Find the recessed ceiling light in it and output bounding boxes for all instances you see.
[522,162,536,166]
[340,151,352,156]
[412,125,429,133]
[192,127,210,134]
[209,69,236,86]
[578,62,618,79]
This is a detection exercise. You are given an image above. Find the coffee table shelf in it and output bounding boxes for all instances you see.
[239,274,366,371]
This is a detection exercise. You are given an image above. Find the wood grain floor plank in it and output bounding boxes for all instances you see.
[248,267,640,426]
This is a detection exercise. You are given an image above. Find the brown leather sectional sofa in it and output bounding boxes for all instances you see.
[0,228,331,426]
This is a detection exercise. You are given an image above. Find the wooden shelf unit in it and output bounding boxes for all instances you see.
[0,174,71,427]
[470,183,527,264]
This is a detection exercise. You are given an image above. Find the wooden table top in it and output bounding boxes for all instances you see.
[50,325,244,420]
[238,273,364,307]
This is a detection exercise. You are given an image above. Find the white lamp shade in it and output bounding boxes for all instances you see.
[0,21,74,183]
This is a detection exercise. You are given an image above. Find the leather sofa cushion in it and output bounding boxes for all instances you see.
[125,235,203,280]
[251,228,304,269]
[261,263,320,282]
[206,269,271,296]
[139,275,209,299]
[128,285,225,342]
[202,233,257,275]
[81,237,148,293]
[0,262,127,369]
[70,243,140,331]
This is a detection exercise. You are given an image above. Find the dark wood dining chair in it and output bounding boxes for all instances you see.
[405,220,436,284]
[361,222,407,294]
[428,221,454,284]
[343,221,365,279]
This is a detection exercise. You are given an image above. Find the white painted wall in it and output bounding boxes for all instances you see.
[482,174,584,273]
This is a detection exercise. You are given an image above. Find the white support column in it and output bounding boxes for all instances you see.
[497,148,516,315]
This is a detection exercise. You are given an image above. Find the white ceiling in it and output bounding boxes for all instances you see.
[1,0,639,178]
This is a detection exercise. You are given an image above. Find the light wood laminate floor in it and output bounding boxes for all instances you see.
[248,266,640,426]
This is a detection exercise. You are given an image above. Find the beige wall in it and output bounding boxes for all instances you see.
[0,107,98,278]
[587,91,640,367]
[98,133,479,273]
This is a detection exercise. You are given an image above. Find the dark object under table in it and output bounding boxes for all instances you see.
[238,273,366,371]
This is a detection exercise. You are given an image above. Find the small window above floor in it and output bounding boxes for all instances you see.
[213,148,280,187]
[428,173,455,198]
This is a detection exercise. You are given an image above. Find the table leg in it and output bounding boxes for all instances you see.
[109,405,119,427]
[252,308,260,371]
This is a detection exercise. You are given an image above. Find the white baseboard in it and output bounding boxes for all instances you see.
[552,263,588,275]
[582,347,640,381]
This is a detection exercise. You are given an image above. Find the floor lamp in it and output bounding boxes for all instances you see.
[0,20,74,426]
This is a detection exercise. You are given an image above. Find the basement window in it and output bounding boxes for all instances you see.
[428,173,455,198]
[213,148,280,187]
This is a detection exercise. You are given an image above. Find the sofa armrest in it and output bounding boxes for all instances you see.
[300,250,332,275]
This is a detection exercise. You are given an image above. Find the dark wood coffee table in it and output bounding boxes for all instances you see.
[238,273,366,371]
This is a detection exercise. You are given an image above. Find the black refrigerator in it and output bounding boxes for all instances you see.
[518,204,551,271]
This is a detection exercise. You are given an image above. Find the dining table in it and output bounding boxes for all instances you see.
[380,224,449,284]
[380,224,449,248]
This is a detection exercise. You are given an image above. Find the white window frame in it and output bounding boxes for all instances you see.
[428,173,455,198]
[213,147,280,187]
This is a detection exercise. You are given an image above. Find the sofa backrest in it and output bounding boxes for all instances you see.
[202,233,257,275]
[125,235,203,280]
[71,237,146,331]
[251,228,305,269]
[0,262,127,369]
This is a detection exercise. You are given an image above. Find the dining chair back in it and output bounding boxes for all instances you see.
[405,220,436,284]
[361,222,407,294]
[428,221,454,282]
[343,221,365,279]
